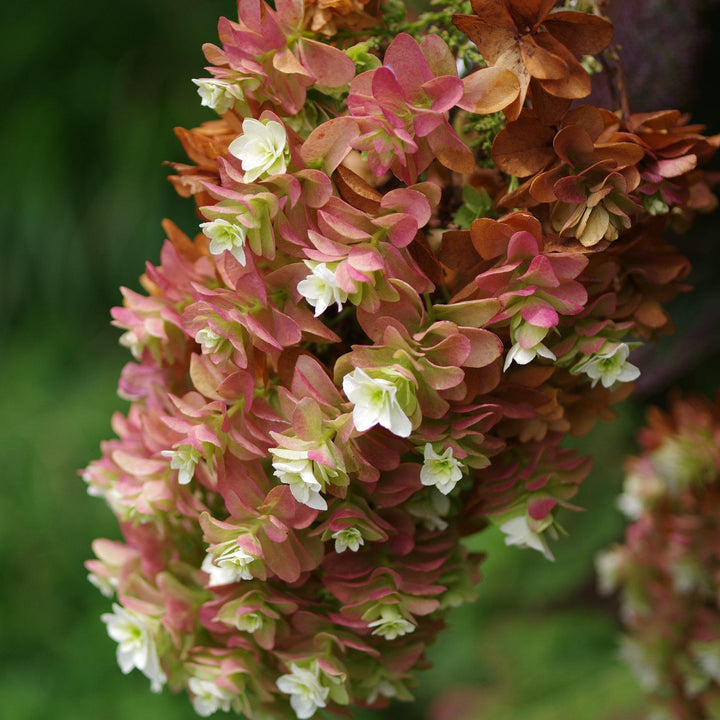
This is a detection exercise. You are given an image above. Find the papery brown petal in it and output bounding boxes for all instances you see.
[161,219,206,262]
[492,112,556,176]
[453,12,516,65]
[553,124,595,166]
[427,125,476,175]
[333,165,382,214]
[592,142,645,170]
[173,127,228,165]
[438,230,479,270]
[529,166,566,202]
[408,231,444,288]
[529,80,571,125]
[519,36,568,80]
[542,11,614,56]
[533,34,591,99]
[459,66,520,114]
[470,218,514,259]
[506,0,558,29]
[560,105,607,141]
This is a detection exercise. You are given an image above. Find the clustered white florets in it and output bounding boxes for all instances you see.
[101,603,167,692]
[342,368,413,438]
[229,118,290,183]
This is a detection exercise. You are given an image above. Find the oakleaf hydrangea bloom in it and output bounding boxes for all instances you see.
[572,342,641,388]
[161,445,201,485]
[192,78,245,115]
[331,527,364,553]
[188,676,242,717]
[199,218,248,265]
[342,368,413,437]
[367,606,416,640]
[202,544,255,586]
[297,261,348,317]
[229,118,289,183]
[599,395,720,716]
[276,662,330,719]
[101,603,166,692]
[420,444,463,495]
[270,446,329,511]
[497,513,555,561]
[85,0,718,716]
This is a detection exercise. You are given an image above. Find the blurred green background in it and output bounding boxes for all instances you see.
[2,1,720,719]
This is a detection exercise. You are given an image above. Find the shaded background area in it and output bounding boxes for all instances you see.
[2,1,720,718]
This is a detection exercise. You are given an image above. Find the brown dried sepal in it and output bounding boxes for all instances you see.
[453,0,613,120]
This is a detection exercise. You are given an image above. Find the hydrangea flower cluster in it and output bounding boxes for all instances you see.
[84,0,718,716]
[597,395,720,719]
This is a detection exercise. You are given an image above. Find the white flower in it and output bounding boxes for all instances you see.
[366,679,397,704]
[595,549,624,595]
[367,606,416,640]
[270,447,329,511]
[692,641,720,683]
[276,662,330,719]
[101,603,166,692]
[202,543,255,586]
[620,637,660,691]
[229,118,289,183]
[195,327,223,353]
[420,444,464,495]
[572,342,640,389]
[331,527,364,553]
[406,491,451,531]
[342,368,413,438]
[498,514,554,561]
[503,340,556,371]
[199,218,248,265]
[161,445,201,485]
[119,329,143,360]
[297,261,349,317]
[235,611,264,633]
[188,677,241,717]
[88,572,116,598]
[192,78,244,114]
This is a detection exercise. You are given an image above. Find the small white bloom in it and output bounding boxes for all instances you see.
[88,572,116,598]
[229,118,289,183]
[503,340,556,371]
[202,543,255,586]
[692,641,720,683]
[498,514,555,561]
[101,603,166,692]
[276,662,330,720]
[572,342,640,389]
[188,676,241,717]
[119,329,144,360]
[200,218,248,265]
[235,611,264,633]
[271,447,329,511]
[297,261,349,317]
[367,606,416,640]
[343,368,413,438]
[161,445,201,485]
[192,78,244,115]
[595,549,624,596]
[366,679,397,704]
[407,491,451,531]
[420,444,464,495]
[620,637,660,691]
[195,327,223,353]
[331,527,364,553]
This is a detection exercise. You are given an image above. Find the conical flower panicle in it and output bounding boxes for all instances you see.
[598,394,720,717]
[84,0,717,716]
